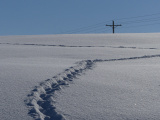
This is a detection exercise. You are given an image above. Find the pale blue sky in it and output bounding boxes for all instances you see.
[0,0,160,35]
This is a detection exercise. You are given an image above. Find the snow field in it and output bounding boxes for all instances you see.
[1,33,160,120]
[55,57,160,120]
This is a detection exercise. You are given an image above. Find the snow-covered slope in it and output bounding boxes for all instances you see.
[1,33,160,120]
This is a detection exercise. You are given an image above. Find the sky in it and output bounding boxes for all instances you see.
[0,0,160,35]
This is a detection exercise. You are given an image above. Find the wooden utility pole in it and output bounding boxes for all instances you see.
[106,21,122,34]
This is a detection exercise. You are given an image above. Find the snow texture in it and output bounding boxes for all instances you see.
[25,54,160,120]
[25,60,94,120]
[1,33,160,120]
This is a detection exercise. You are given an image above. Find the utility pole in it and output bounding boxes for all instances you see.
[106,21,122,34]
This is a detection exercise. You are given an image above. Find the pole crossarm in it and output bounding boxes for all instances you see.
[114,25,122,26]
[106,20,122,33]
[106,25,113,26]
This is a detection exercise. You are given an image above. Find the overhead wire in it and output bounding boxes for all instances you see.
[61,20,111,34]
[119,16,160,25]
[59,12,160,34]
[114,12,160,21]
[121,22,160,29]
[79,27,110,34]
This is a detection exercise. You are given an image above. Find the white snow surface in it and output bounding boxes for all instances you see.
[1,33,160,120]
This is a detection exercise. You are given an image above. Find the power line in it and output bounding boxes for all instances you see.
[115,12,160,21]
[67,25,105,34]
[82,27,110,34]
[121,22,160,29]
[71,26,108,34]
[60,20,111,34]
[59,12,160,34]
[120,16,160,25]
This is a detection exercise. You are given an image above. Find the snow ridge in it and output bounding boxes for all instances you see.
[93,54,160,62]
[25,54,160,120]
[0,43,105,48]
[0,43,157,49]
[25,60,95,120]
[107,45,157,50]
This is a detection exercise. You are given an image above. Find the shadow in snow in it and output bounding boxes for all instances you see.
[0,43,105,48]
[0,43,158,50]
[25,54,160,120]
[25,60,94,120]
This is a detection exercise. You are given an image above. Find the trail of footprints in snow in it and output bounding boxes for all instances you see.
[0,43,158,50]
[25,54,160,120]
[25,60,94,120]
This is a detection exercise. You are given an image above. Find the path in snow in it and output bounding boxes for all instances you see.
[25,54,160,120]
[0,42,158,50]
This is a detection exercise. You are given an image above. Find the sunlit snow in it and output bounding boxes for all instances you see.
[1,33,160,120]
